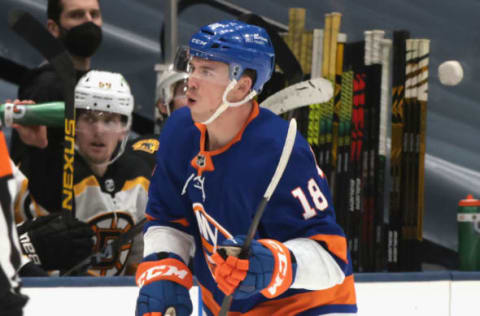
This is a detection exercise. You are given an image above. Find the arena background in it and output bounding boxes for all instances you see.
[0,0,479,257]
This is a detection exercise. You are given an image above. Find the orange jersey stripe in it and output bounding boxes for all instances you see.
[145,214,190,228]
[171,218,190,227]
[199,275,356,315]
[310,234,348,263]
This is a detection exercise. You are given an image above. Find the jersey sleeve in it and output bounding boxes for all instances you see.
[126,134,159,172]
[142,113,196,261]
[145,150,193,233]
[259,134,350,271]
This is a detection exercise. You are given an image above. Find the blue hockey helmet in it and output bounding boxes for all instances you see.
[188,20,275,93]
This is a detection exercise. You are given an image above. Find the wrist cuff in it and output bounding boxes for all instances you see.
[136,258,193,289]
[258,239,294,298]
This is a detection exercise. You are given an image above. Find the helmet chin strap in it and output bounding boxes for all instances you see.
[201,79,257,125]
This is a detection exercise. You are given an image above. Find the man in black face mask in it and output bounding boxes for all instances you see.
[9,0,104,276]
[11,0,103,163]
[46,0,103,70]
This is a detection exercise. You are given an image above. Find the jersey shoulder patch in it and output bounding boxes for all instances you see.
[131,138,159,154]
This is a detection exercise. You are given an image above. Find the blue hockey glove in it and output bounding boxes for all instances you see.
[212,236,297,300]
[135,253,193,316]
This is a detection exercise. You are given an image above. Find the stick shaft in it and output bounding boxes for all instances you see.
[218,118,297,316]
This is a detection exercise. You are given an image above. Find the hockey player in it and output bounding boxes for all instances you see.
[127,67,188,170]
[135,20,357,315]
[16,70,151,276]
[155,67,188,122]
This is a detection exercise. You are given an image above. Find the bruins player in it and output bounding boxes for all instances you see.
[127,67,188,170]
[15,70,150,276]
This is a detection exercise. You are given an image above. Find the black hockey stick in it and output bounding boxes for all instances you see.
[62,217,148,276]
[218,118,297,316]
[0,56,31,85]
[8,9,77,215]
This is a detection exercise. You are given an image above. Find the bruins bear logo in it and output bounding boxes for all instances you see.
[132,138,159,154]
[87,212,136,276]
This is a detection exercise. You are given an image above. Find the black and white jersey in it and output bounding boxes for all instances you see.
[0,131,28,314]
[18,142,153,276]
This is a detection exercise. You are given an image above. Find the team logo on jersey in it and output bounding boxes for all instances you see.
[104,179,115,192]
[87,211,136,276]
[132,138,159,154]
[182,173,206,201]
[192,203,233,278]
[190,151,214,176]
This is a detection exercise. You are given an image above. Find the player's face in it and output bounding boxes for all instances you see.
[185,58,230,123]
[59,0,102,30]
[76,110,125,164]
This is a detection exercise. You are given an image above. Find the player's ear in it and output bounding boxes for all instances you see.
[236,75,253,96]
[47,19,60,38]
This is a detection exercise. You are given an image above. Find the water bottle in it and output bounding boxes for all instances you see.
[457,194,480,270]
[0,101,64,127]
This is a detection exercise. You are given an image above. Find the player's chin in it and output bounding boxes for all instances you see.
[189,109,205,123]
[84,151,110,165]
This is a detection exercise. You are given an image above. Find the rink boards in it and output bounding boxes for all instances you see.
[22,271,480,316]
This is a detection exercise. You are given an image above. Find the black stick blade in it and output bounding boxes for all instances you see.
[9,9,65,62]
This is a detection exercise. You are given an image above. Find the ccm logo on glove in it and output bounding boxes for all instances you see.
[258,239,293,298]
[136,258,193,289]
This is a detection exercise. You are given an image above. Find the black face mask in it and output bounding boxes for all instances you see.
[59,22,102,58]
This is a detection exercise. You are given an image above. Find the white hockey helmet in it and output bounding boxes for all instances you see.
[155,66,188,116]
[75,70,134,127]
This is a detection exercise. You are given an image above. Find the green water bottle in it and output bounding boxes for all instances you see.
[0,101,64,128]
[457,194,480,270]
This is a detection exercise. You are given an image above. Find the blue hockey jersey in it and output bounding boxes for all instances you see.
[144,102,357,315]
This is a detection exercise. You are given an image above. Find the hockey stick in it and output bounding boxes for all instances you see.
[62,217,148,276]
[8,9,77,215]
[0,56,31,85]
[218,118,297,316]
[375,36,391,271]
[415,39,430,245]
[388,30,409,271]
[260,77,333,115]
